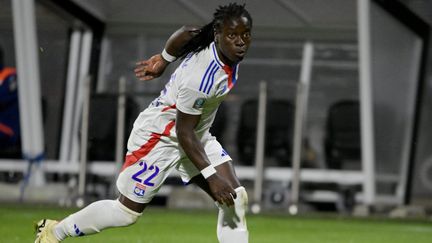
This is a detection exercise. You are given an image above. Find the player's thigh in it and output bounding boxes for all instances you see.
[183,137,241,194]
[117,134,180,205]
[204,137,241,187]
[176,136,231,183]
[215,161,241,189]
[189,160,241,200]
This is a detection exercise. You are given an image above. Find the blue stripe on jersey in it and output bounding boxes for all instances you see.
[203,64,219,94]
[199,60,215,92]
[221,149,229,157]
[205,66,220,94]
[212,44,223,67]
[232,65,238,86]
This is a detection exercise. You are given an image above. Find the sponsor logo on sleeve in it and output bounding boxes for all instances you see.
[193,98,206,109]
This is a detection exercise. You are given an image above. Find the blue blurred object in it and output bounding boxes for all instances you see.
[0,64,20,150]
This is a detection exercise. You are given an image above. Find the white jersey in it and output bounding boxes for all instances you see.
[119,43,238,200]
[132,42,239,138]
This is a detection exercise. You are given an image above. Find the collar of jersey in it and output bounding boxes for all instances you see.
[210,42,239,89]
[211,42,224,68]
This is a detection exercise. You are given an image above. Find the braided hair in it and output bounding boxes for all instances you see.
[179,3,252,59]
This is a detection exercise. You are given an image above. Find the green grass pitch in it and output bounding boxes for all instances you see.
[0,204,431,243]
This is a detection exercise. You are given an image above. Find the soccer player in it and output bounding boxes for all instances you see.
[35,3,252,243]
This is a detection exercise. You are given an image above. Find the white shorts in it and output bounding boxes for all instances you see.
[116,128,232,204]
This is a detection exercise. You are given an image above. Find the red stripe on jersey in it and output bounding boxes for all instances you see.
[222,65,234,89]
[161,104,176,112]
[0,123,14,137]
[121,120,176,171]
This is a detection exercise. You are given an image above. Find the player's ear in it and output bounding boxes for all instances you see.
[214,28,220,44]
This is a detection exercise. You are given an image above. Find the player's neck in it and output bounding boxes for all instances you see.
[215,47,235,67]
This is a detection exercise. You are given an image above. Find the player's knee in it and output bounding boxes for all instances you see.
[218,186,248,213]
[217,186,248,228]
[234,186,248,213]
[116,200,141,226]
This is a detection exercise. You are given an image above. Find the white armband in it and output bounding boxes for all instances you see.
[161,49,177,62]
[201,165,217,179]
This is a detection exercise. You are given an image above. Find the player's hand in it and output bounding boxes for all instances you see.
[206,174,237,207]
[134,54,169,81]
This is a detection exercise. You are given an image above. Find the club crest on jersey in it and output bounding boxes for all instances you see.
[193,98,206,109]
[133,183,146,197]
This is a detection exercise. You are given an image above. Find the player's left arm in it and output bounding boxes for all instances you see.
[134,25,200,81]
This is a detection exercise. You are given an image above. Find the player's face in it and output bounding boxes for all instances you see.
[215,16,252,66]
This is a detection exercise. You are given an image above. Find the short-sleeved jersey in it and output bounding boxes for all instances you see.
[132,42,239,139]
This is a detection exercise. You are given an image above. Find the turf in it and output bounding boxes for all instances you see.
[0,204,431,243]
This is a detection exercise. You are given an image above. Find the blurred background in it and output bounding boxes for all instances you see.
[0,0,432,218]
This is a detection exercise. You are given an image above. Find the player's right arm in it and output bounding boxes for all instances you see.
[134,25,200,81]
[176,110,237,206]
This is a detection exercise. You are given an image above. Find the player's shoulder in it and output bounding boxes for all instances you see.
[178,44,222,88]
[195,47,226,95]
[190,42,223,67]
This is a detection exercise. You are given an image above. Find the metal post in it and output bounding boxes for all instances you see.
[111,76,127,196]
[251,81,267,214]
[71,31,93,164]
[59,30,82,164]
[397,41,422,205]
[115,76,127,169]
[12,0,45,189]
[289,42,314,215]
[357,0,376,206]
[78,75,91,199]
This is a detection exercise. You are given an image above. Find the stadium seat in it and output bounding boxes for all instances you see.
[87,94,139,161]
[236,99,258,165]
[237,99,294,166]
[324,100,361,169]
